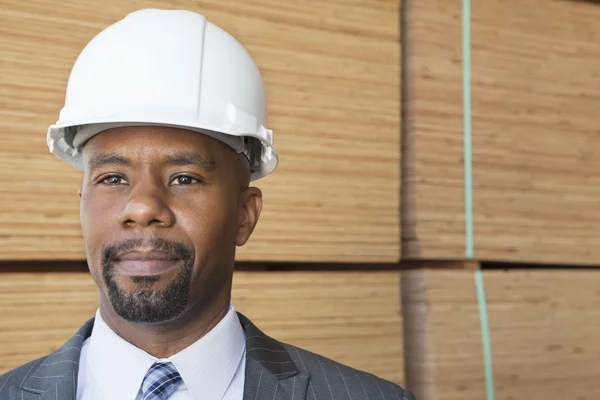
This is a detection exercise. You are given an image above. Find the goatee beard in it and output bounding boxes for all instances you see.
[101,237,194,323]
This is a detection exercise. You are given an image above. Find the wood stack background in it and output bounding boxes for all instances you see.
[400,0,600,398]
[2,0,600,399]
[402,269,600,400]
[404,0,600,265]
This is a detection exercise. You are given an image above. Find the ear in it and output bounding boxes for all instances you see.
[235,187,263,247]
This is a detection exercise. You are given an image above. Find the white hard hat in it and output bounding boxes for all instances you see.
[46,8,278,181]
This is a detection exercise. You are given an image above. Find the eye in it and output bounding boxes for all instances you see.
[171,175,200,185]
[101,175,126,185]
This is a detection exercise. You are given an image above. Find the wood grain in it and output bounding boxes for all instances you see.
[404,0,600,264]
[0,0,400,262]
[402,269,600,400]
[401,0,465,260]
[471,0,600,264]
[0,270,405,384]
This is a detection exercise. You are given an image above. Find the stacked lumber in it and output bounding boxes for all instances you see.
[0,270,405,384]
[0,0,400,262]
[404,0,600,264]
[402,269,600,400]
[402,0,466,259]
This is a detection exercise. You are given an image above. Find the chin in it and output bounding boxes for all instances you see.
[103,262,194,324]
[108,285,189,323]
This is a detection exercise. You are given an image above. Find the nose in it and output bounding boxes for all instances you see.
[118,180,176,229]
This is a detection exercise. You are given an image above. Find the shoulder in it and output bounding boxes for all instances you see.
[0,357,46,394]
[282,343,416,400]
[0,319,93,397]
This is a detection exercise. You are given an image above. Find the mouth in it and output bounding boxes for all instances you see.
[114,250,179,276]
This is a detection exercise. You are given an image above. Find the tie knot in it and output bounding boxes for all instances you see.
[141,362,183,400]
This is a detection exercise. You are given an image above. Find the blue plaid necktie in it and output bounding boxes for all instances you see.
[141,362,183,400]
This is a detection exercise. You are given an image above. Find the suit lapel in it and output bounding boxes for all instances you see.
[14,319,94,400]
[238,313,309,400]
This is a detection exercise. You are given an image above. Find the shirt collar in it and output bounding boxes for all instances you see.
[86,304,246,400]
[168,305,246,399]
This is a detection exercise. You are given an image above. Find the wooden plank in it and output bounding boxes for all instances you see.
[404,0,600,264]
[401,0,465,259]
[470,0,600,264]
[0,270,405,384]
[0,0,400,262]
[402,269,600,400]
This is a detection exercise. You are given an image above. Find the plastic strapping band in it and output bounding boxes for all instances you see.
[475,270,494,400]
[463,0,494,398]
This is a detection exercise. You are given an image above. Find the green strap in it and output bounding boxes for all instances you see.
[462,0,494,399]
[475,271,494,400]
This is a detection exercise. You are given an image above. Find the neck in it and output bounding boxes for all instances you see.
[98,291,231,358]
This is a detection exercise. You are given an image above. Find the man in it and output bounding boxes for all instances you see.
[0,8,415,400]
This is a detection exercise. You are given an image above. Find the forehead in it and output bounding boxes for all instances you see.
[81,126,229,167]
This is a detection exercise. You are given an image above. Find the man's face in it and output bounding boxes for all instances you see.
[79,126,261,324]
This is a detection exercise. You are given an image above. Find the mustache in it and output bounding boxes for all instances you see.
[102,237,193,264]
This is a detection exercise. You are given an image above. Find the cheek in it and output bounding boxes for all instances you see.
[178,193,239,253]
[80,189,120,256]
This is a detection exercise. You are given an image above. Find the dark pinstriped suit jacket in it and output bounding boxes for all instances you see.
[0,313,415,400]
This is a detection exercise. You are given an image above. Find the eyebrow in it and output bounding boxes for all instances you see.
[87,153,128,172]
[87,151,217,173]
[163,152,216,172]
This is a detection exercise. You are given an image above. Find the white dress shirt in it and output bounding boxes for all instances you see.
[76,304,246,400]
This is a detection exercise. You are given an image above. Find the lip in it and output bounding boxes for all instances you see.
[114,250,179,275]
[117,250,177,261]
